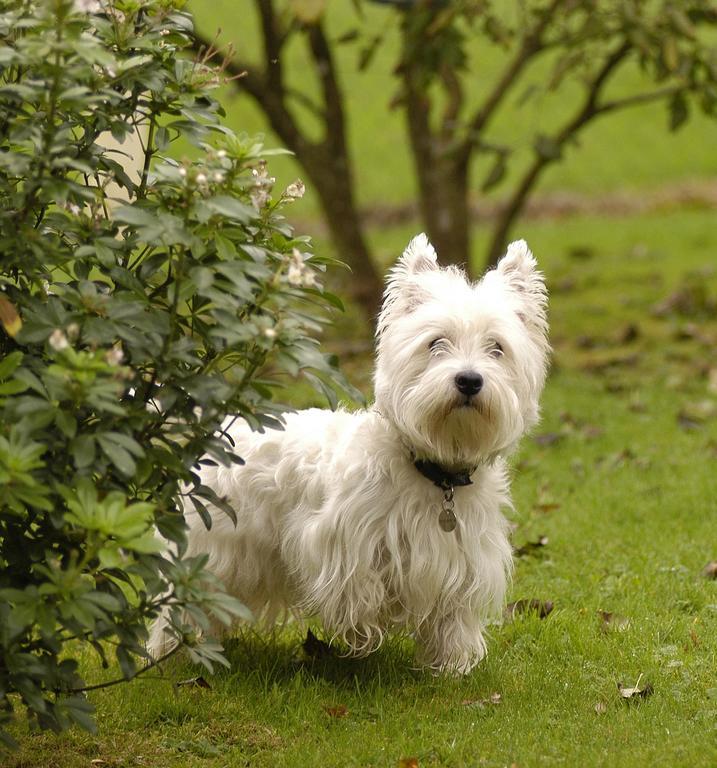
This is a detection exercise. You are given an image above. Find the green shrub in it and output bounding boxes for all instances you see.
[0,0,353,745]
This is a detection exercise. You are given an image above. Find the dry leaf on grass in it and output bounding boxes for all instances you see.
[514,536,549,558]
[504,599,554,621]
[702,561,717,579]
[533,432,564,447]
[594,701,607,715]
[598,610,631,632]
[324,704,349,719]
[618,675,653,701]
[303,628,335,659]
[462,692,502,708]
[398,758,419,768]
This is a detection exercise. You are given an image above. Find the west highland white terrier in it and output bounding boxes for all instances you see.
[149,233,550,673]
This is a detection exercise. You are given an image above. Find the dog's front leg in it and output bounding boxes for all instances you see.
[414,609,487,675]
[283,499,387,655]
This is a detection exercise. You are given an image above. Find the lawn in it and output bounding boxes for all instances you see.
[6,208,717,767]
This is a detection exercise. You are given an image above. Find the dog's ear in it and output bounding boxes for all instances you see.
[496,239,548,332]
[397,232,439,275]
[377,233,438,335]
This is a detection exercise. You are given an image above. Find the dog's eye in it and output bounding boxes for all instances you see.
[489,340,504,358]
[429,337,447,352]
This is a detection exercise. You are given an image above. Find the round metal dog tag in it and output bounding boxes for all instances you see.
[439,507,457,532]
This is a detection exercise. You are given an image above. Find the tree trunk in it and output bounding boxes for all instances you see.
[416,153,470,274]
[403,81,473,275]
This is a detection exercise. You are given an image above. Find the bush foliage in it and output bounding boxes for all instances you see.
[0,0,352,745]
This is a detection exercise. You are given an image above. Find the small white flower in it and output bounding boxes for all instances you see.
[66,323,80,340]
[302,270,317,288]
[73,0,102,13]
[284,179,305,200]
[49,329,69,351]
[287,265,303,286]
[159,29,171,36]
[217,149,227,159]
[196,172,207,185]
[67,203,81,216]
[213,171,224,183]
[105,346,124,366]
[263,327,277,339]
[178,167,187,178]
[250,188,269,209]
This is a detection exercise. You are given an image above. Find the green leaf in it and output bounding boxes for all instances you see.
[202,196,257,223]
[97,435,137,477]
[669,91,689,132]
[0,350,23,380]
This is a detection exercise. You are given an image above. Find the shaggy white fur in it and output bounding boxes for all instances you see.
[148,233,550,673]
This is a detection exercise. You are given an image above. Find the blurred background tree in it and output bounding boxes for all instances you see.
[193,0,717,314]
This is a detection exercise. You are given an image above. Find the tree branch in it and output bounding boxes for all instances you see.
[462,0,567,155]
[257,0,284,94]
[190,25,308,158]
[439,63,463,143]
[66,642,183,694]
[596,84,684,116]
[306,22,347,152]
[484,40,633,267]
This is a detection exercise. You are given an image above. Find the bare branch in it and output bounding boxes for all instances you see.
[257,0,284,93]
[285,87,325,121]
[439,63,463,143]
[485,40,633,266]
[462,0,567,154]
[306,22,347,152]
[66,643,183,694]
[597,85,684,116]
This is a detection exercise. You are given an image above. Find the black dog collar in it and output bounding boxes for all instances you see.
[413,458,475,491]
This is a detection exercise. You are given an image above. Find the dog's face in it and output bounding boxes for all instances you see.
[374,234,550,468]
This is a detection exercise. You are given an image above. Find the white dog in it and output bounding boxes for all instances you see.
[149,234,549,673]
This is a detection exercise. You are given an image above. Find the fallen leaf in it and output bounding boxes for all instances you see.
[673,322,713,345]
[398,759,419,768]
[685,627,700,650]
[594,701,607,715]
[175,676,211,689]
[581,424,605,440]
[0,295,22,337]
[618,675,653,701]
[616,323,640,344]
[535,502,560,514]
[514,536,549,558]
[568,246,594,261]
[324,704,348,719]
[678,400,717,430]
[303,628,334,659]
[580,351,639,373]
[461,692,502,708]
[598,610,631,632]
[533,432,563,447]
[703,561,717,579]
[504,599,554,621]
[708,369,717,394]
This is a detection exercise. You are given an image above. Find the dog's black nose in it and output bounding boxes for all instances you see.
[454,371,483,396]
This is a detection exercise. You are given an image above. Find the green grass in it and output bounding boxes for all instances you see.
[7,208,717,766]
